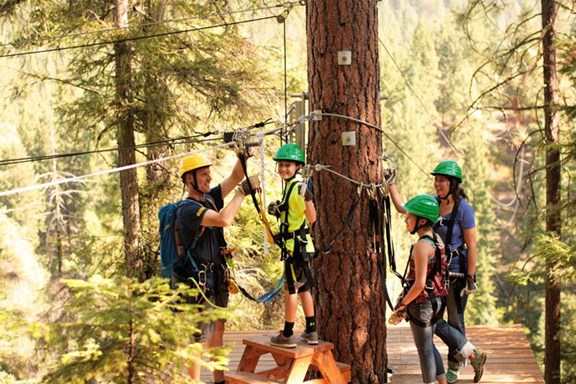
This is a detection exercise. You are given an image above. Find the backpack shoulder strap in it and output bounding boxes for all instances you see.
[443,199,461,249]
[418,233,444,276]
[280,179,300,227]
[204,194,218,211]
[174,199,205,257]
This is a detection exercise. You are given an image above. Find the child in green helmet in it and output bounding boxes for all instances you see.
[267,143,318,348]
[389,194,448,384]
[389,160,487,383]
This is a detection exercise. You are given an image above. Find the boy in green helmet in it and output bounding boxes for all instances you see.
[267,143,318,348]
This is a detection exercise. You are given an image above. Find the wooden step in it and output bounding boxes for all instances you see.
[309,360,351,382]
[226,335,351,383]
[226,371,283,384]
[243,335,333,358]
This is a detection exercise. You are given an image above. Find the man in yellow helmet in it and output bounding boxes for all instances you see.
[174,151,259,383]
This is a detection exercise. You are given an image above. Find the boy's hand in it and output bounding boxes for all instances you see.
[268,201,282,217]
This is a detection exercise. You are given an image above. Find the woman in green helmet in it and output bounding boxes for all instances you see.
[389,194,448,384]
[389,160,487,383]
[267,143,318,348]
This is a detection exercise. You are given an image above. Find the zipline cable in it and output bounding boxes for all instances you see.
[318,112,431,178]
[0,120,293,198]
[378,36,462,156]
[0,132,218,166]
[0,2,301,49]
[0,143,233,198]
[0,14,280,59]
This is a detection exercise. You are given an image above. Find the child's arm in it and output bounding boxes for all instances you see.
[305,199,316,224]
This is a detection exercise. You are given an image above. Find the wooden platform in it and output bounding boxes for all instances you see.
[388,324,544,383]
[200,325,544,383]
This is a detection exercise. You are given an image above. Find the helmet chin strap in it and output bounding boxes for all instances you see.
[439,179,459,200]
[184,172,203,195]
[410,217,425,235]
[439,191,451,200]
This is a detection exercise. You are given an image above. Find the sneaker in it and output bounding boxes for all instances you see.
[471,349,487,383]
[270,332,297,348]
[446,367,459,383]
[300,331,319,345]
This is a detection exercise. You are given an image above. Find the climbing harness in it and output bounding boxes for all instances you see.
[401,233,448,327]
[433,197,470,311]
[274,177,314,295]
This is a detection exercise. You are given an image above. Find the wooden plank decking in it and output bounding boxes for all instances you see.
[200,324,544,383]
[388,324,544,384]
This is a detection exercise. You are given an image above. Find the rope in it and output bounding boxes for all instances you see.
[304,164,388,191]
[0,121,299,198]
[318,112,430,178]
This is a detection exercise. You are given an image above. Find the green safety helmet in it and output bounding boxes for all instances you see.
[403,194,439,223]
[273,143,305,164]
[431,160,462,183]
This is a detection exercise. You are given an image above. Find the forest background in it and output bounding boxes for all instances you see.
[1,0,575,383]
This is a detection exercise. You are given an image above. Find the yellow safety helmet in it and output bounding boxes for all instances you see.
[178,153,212,179]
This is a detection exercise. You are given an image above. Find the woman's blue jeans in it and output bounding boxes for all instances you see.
[408,297,446,384]
[434,282,474,368]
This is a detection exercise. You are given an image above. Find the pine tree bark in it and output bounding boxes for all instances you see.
[307,1,386,382]
[114,0,143,281]
[542,0,561,383]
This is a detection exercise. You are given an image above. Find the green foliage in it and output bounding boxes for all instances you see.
[2,0,576,380]
[532,234,576,284]
[459,130,500,325]
[0,121,42,231]
[42,276,229,383]
[0,214,48,380]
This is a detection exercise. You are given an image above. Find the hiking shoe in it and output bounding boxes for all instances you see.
[446,368,459,383]
[270,332,297,348]
[471,349,487,383]
[300,331,319,345]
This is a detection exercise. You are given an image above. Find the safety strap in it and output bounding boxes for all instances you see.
[320,192,361,255]
[278,179,302,294]
[441,198,461,262]
[437,198,468,312]
[175,197,217,274]
[235,148,291,302]
[234,276,284,303]
[278,179,300,257]
[381,194,399,310]
[401,234,443,280]
[419,234,443,278]
[238,151,276,243]
[370,191,396,311]
[404,233,446,327]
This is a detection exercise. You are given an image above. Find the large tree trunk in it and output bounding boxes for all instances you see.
[307,1,386,382]
[541,1,561,383]
[114,0,143,281]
